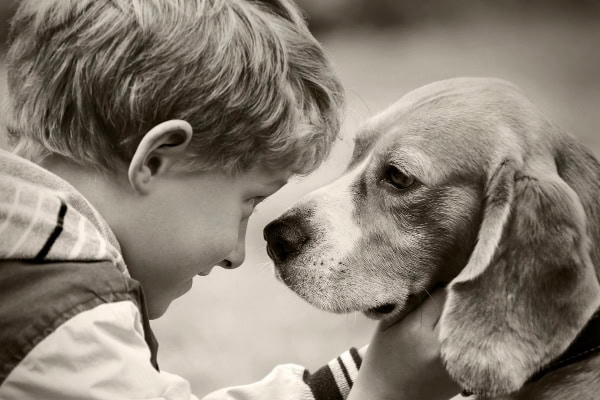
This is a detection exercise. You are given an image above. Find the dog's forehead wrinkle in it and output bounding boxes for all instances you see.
[325,153,372,199]
[372,121,494,189]
[348,128,383,170]
[348,84,530,186]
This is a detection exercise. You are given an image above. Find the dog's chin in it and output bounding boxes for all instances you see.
[362,292,429,328]
[273,266,283,282]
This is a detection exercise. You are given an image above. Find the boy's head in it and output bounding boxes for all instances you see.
[6,0,343,175]
[6,0,344,317]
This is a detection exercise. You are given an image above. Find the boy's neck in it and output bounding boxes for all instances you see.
[40,155,132,246]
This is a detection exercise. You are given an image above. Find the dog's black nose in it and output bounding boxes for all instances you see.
[264,215,309,263]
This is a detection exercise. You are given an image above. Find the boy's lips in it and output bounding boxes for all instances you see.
[197,266,215,276]
[177,279,194,296]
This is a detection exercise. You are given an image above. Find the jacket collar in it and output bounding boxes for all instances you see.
[0,149,127,274]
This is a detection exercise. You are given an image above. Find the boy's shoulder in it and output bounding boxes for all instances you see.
[0,258,157,384]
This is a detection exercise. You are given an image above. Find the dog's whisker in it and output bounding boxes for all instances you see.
[423,287,446,318]
[256,260,273,273]
[344,108,365,128]
[348,89,373,119]
[423,288,434,302]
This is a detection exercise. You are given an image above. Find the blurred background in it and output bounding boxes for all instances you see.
[1,0,599,396]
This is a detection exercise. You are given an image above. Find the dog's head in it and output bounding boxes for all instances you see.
[264,77,600,396]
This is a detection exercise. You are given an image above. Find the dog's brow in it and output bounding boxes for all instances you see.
[348,129,381,170]
[389,150,436,185]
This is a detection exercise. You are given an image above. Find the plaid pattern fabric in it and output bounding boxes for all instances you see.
[0,149,126,275]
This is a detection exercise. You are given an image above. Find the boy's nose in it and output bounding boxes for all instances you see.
[218,246,246,269]
[263,214,310,263]
[221,246,245,269]
[221,221,248,269]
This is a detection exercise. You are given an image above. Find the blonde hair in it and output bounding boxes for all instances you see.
[6,0,344,175]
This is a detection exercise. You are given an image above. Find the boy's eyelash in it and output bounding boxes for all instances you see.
[248,196,266,207]
[245,197,266,216]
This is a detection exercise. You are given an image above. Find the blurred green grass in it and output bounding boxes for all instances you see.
[151,12,600,396]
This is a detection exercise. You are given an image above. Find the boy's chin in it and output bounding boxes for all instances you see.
[147,298,173,320]
[148,304,169,320]
[148,281,194,319]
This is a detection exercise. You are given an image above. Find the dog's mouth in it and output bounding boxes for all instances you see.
[363,302,407,324]
[366,303,397,316]
[362,292,430,326]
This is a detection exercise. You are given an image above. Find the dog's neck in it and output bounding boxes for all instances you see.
[460,311,600,398]
[555,137,600,279]
[522,138,600,390]
[527,310,600,383]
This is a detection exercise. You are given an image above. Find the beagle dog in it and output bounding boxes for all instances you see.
[264,78,600,399]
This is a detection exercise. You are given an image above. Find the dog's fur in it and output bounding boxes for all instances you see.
[264,78,600,399]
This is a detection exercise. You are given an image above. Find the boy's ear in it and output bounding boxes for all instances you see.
[128,120,193,194]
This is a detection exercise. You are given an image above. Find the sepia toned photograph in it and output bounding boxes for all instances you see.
[0,1,599,399]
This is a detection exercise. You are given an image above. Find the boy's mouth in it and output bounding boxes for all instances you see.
[197,266,215,276]
[177,279,194,296]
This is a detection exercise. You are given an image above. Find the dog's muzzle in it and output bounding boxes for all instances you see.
[263,214,310,264]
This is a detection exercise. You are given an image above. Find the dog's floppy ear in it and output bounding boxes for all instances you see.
[439,156,600,396]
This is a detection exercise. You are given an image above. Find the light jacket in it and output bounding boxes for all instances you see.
[0,149,362,400]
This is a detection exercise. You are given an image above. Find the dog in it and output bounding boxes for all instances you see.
[264,78,600,399]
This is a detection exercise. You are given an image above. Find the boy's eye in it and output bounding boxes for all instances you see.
[243,196,267,218]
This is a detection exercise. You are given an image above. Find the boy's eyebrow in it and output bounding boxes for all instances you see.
[268,178,289,187]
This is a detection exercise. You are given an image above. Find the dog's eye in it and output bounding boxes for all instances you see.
[384,166,415,189]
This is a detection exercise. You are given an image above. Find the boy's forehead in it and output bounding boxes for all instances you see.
[267,175,291,187]
[246,167,292,188]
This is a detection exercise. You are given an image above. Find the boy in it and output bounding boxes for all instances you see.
[0,0,458,399]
